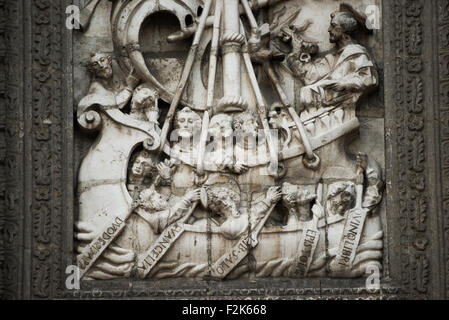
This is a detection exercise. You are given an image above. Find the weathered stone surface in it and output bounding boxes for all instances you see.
[2,0,448,300]
[73,0,385,281]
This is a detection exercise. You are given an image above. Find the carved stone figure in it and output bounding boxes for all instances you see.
[127,150,173,197]
[233,110,260,172]
[292,7,378,111]
[281,182,317,225]
[170,107,202,164]
[206,114,234,172]
[129,85,160,124]
[75,0,385,281]
[205,181,282,240]
[80,53,139,112]
[358,154,384,212]
[134,187,200,236]
[326,181,356,216]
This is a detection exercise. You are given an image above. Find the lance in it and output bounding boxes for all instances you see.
[240,22,279,176]
[197,0,223,176]
[157,0,214,154]
[168,0,288,42]
[263,62,320,170]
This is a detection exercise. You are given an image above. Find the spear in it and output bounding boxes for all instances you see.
[240,21,279,176]
[157,0,214,154]
[263,63,320,170]
[197,0,223,176]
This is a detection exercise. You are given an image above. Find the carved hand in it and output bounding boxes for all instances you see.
[185,188,201,203]
[324,78,356,92]
[311,203,325,219]
[156,160,172,180]
[232,162,249,174]
[267,186,282,204]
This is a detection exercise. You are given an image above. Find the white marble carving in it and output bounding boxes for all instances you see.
[75,0,385,280]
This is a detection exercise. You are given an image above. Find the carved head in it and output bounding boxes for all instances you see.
[281,182,316,210]
[328,11,358,43]
[209,114,233,138]
[129,150,155,181]
[300,41,318,57]
[326,182,356,215]
[278,26,293,44]
[131,86,160,122]
[206,186,241,219]
[174,107,202,139]
[233,111,259,137]
[88,53,113,80]
[268,103,285,129]
[139,188,168,212]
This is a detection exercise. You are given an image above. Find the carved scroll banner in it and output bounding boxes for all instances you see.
[209,204,276,279]
[77,214,130,279]
[290,220,320,277]
[136,202,199,279]
[330,208,368,274]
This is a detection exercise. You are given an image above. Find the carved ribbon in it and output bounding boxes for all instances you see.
[135,201,199,279]
[208,203,276,279]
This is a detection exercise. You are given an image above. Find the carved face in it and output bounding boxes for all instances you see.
[207,187,241,219]
[268,107,287,129]
[328,12,357,44]
[326,182,356,215]
[233,111,259,137]
[89,53,113,80]
[279,27,292,43]
[209,114,233,138]
[131,154,153,178]
[133,87,156,106]
[282,183,316,209]
[174,107,201,138]
[140,189,168,211]
[328,20,345,44]
[268,111,280,128]
[132,87,159,122]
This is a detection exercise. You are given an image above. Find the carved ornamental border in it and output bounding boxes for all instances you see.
[0,0,448,299]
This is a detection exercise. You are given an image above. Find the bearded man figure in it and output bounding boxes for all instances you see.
[112,187,200,274]
[78,52,140,117]
[205,181,281,240]
[281,182,318,225]
[206,114,234,172]
[296,5,378,111]
[326,182,356,216]
[129,85,160,125]
[170,107,202,165]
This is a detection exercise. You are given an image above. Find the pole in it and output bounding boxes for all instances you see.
[157,0,214,154]
[263,63,320,170]
[197,0,222,176]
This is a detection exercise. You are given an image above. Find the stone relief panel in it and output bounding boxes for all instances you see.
[73,0,385,282]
